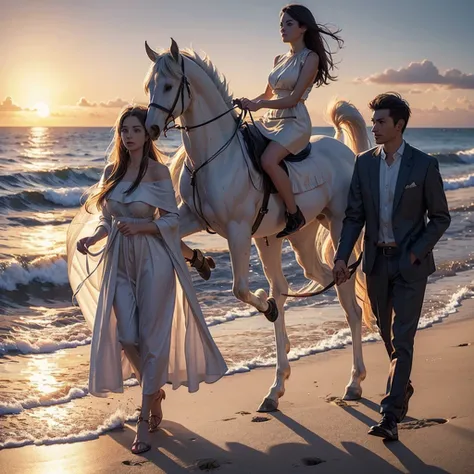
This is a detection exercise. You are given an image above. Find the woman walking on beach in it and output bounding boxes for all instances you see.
[238,4,343,238]
[68,105,227,454]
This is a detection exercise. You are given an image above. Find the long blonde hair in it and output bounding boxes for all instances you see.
[86,105,163,212]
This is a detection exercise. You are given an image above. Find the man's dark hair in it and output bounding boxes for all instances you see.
[369,92,411,133]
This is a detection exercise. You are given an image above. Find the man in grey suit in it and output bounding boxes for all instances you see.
[333,93,450,441]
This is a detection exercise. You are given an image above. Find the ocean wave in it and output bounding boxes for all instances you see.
[0,409,137,449]
[0,166,100,191]
[0,332,91,356]
[0,187,86,212]
[7,215,69,227]
[434,148,474,165]
[0,386,89,416]
[226,286,474,375]
[444,173,474,191]
[0,254,69,291]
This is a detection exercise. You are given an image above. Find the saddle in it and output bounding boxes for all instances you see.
[240,121,311,194]
[239,120,311,235]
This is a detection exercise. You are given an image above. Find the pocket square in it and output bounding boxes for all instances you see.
[405,182,417,189]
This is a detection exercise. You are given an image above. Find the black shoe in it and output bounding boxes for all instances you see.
[368,414,398,441]
[187,249,216,281]
[400,383,414,421]
[276,206,306,239]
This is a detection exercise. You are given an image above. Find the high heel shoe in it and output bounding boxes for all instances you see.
[149,388,166,433]
[131,417,151,454]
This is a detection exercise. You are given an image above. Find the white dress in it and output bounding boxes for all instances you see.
[255,48,314,155]
[67,178,228,397]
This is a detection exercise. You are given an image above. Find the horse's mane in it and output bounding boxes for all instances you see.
[144,48,237,201]
[144,48,235,108]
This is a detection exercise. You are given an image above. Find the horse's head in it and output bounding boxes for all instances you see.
[144,38,191,140]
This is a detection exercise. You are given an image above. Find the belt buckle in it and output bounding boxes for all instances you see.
[382,246,395,256]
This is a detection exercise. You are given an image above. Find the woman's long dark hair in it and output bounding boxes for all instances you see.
[281,4,344,87]
[86,105,163,212]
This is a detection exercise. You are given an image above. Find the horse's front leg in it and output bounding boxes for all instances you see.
[178,202,206,238]
[227,221,270,315]
[254,235,290,413]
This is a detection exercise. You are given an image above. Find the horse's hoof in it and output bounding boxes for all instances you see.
[263,298,278,323]
[343,387,362,400]
[257,398,279,413]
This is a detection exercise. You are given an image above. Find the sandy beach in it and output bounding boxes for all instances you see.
[1,297,473,474]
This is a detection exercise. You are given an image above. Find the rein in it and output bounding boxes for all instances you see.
[282,253,363,298]
[147,63,267,235]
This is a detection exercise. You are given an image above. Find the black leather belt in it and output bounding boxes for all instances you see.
[377,245,399,257]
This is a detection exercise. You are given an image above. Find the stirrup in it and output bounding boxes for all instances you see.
[187,249,216,281]
[276,206,306,239]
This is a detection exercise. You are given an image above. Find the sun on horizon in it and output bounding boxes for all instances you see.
[34,102,50,118]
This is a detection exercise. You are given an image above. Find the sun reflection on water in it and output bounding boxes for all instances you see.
[22,127,55,170]
[28,357,61,395]
[20,224,67,255]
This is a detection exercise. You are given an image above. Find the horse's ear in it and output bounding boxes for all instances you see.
[170,38,180,62]
[145,41,158,62]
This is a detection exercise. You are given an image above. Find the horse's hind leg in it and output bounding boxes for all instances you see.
[288,219,333,287]
[327,213,366,400]
[253,235,290,412]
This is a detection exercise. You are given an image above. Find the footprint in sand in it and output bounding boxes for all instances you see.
[221,417,237,422]
[122,459,150,466]
[196,459,233,471]
[251,416,271,423]
[235,411,251,416]
[325,396,356,408]
[400,418,448,430]
[301,457,326,466]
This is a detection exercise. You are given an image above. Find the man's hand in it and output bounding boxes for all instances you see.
[333,259,351,286]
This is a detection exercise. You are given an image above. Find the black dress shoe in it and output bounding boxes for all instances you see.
[368,414,398,441]
[400,383,414,421]
[276,206,306,239]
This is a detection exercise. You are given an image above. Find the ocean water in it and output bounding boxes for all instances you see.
[1,126,474,449]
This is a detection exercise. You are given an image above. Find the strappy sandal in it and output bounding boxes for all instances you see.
[131,417,151,455]
[149,388,166,433]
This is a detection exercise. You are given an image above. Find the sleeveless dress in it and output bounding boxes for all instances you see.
[67,178,227,397]
[255,48,314,155]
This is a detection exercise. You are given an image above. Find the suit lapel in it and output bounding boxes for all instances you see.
[392,143,414,213]
[369,147,381,220]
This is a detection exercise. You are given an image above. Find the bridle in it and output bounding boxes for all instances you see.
[147,56,246,233]
[147,57,191,137]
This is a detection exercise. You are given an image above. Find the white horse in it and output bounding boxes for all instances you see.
[144,39,373,412]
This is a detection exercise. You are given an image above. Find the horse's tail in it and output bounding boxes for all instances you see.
[169,144,187,204]
[327,99,375,330]
[327,99,369,155]
[353,235,377,331]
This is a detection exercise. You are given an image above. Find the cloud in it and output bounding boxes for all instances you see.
[0,97,23,112]
[77,97,96,107]
[99,98,129,108]
[76,97,129,108]
[358,60,474,90]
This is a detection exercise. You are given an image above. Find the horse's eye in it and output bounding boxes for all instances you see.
[164,84,173,92]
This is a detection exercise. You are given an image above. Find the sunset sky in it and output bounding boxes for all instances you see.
[1,0,473,127]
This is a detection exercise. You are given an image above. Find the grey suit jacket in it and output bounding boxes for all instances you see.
[335,143,451,282]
